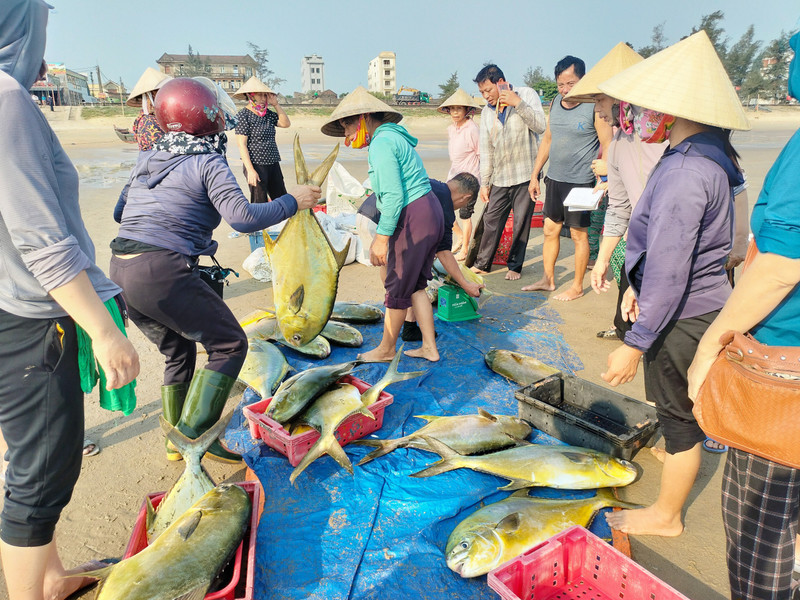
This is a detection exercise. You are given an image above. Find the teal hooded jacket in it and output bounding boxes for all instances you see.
[367,123,432,236]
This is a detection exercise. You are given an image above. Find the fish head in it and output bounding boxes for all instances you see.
[595,455,639,486]
[280,314,317,347]
[445,526,504,578]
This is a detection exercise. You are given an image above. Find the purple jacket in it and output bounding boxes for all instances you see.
[624,132,744,352]
[114,150,297,257]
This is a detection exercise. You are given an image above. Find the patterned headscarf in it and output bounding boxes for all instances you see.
[153,131,228,156]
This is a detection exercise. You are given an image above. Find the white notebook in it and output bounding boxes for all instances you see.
[563,187,604,212]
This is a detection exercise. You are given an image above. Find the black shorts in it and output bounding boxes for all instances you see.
[542,177,593,229]
[641,311,718,454]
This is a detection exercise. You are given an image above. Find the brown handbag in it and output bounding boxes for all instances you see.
[693,331,800,468]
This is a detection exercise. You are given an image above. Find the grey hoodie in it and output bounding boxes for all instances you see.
[0,0,121,318]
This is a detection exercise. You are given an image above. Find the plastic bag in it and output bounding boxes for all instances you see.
[242,248,273,282]
[314,211,356,265]
[325,162,366,216]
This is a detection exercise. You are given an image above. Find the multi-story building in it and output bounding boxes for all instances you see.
[156,53,258,93]
[367,52,396,96]
[30,64,94,105]
[301,54,325,94]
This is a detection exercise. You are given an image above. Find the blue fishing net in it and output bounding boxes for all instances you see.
[224,294,623,600]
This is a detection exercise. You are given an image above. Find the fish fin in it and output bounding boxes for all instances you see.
[175,585,211,600]
[293,134,309,185]
[177,510,203,541]
[290,433,351,485]
[496,512,522,534]
[355,438,403,466]
[505,434,532,446]
[330,237,352,270]
[63,564,114,582]
[477,408,498,422]
[497,479,533,491]
[145,495,156,538]
[408,435,462,478]
[419,435,462,459]
[309,143,340,187]
[261,229,276,256]
[357,407,377,421]
[510,488,533,498]
[288,285,305,314]
[414,414,439,423]
[562,451,593,465]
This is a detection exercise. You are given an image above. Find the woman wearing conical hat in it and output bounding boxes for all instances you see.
[322,86,445,362]
[127,66,171,151]
[233,76,290,203]
[597,31,748,538]
[439,88,482,260]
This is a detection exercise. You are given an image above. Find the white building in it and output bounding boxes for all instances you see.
[301,54,325,94]
[367,51,396,96]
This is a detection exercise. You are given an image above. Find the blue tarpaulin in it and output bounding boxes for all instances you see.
[224,294,620,600]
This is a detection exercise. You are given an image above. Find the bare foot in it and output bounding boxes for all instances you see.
[470,266,490,275]
[47,560,110,600]
[553,286,584,301]
[404,346,440,362]
[505,271,521,281]
[650,447,666,463]
[455,251,467,262]
[521,277,555,292]
[605,506,684,537]
[357,347,396,362]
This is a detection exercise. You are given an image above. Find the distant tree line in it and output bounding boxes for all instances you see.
[437,11,797,106]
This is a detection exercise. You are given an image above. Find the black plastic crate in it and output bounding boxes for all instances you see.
[515,373,660,461]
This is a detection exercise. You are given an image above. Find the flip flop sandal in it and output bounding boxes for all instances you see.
[82,439,100,457]
[702,437,728,453]
[596,328,618,339]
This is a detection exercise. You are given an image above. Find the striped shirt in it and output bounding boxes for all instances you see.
[479,86,546,189]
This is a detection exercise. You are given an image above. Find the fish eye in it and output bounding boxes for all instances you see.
[460,542,468,549]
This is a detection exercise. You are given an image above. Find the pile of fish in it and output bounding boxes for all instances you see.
[254,348,425,483]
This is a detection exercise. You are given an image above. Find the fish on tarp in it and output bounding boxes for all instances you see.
[262,136,346,347]
[356,409,531,466]
[77,484,251,599]
[146,413,234,542]
[330,301,383,324]
[237,339,289,398]
[445,488,640,577]
[412,436,638,491]
[320,319,363,347]
[240,310,331,359]
[484,349,561,386]
[289,347,426,483]
[267,360,363,424]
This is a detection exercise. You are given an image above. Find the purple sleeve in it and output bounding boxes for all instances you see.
[624,169,708,352]
[201,155,297,231]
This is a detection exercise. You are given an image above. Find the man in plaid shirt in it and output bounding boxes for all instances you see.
[471,64,546,281]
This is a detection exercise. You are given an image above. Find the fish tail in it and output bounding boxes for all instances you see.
[289,433,353,485]
[355,438,404,466]
[294,134,310,185]
[332,237,352,270]
[409,435,462,478]
[309,143,340,187]
[361,346,427,406]
[160,409,234,464]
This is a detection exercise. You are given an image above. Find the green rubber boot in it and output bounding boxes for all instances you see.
[174,369,241,463]
[162,382,189,462]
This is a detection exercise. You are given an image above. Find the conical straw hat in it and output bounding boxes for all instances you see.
[438,88,484,113]
[598,30,750,131]
[321,86,402,137]
[565,43,642,103]
[126,67,171,107]
[233,76,275,99]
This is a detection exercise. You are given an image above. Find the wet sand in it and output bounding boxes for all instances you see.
[2,106,798,600]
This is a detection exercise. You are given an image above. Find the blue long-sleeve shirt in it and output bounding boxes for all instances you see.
[624,132,744,352]
[114,149,298,257]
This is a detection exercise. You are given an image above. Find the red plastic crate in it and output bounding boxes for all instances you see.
[493,207,544,265]
[488,526,689,600]
[124,481,259,600]
[242,374,394,466]
[312,204,327,214]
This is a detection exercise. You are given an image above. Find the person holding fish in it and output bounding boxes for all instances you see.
[322,87,444,362]
[597,32,748,538]
[0,1,141,598]
[110,77,322,463]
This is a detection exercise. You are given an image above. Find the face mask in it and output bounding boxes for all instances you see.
[345,115,371,149]
[619,102,675,143]
[249,98,267,117]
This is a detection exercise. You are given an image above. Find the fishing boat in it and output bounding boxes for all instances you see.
[114,125,136,144]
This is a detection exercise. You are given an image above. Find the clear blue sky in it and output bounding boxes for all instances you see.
[47,0,797,96]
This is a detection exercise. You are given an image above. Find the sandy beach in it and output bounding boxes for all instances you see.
[3,105,799,600]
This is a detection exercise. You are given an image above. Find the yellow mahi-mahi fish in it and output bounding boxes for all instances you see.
[262,135,348,346]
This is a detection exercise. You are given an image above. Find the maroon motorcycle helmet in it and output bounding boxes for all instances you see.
[154,77,225,136]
